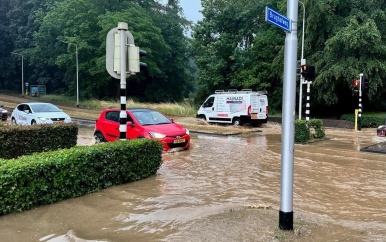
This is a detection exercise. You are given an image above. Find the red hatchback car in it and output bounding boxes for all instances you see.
[94,108,190,151]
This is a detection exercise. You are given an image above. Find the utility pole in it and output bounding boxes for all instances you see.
[61,40,79,108]
[11,52,24,96]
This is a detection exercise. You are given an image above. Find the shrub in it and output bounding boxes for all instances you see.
[295,119,325,143]
[0,139,163,215]
[308,119,325,139]
[0,123,78,159]
[295,120,310,143]
[341,113,386,128]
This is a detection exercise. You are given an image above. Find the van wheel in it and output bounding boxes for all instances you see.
[198,115,206,120]
[12,118,17,125]
[232,118,242,126]
[31,120,37,125]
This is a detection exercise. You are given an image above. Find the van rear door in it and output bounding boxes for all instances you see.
[251,95,267,120]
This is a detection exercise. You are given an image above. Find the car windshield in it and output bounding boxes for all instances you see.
[30,103,61,113]
[131,110,172,125]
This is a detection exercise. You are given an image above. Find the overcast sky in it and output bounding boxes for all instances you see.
[180,0,203,23]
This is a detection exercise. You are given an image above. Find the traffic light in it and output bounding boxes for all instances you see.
[300,65,316,80]
[300,65,308,78]
[307,65,316,80]
[139,49,147,69]
[352,80,360,91]
[128,45,147,73]
[361,75,369,90]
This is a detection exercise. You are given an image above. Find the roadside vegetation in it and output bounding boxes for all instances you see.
[37,94,198,117]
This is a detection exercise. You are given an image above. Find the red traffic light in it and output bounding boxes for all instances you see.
[352,80,360,87]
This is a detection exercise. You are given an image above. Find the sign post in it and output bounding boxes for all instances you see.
[266,2,298,231]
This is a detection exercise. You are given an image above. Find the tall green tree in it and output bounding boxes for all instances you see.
[0,0,14,90]
[307,0,386,114]
[29,0,192,102]
[192,0,285,109]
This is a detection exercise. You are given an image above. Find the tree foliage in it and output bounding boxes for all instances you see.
[1,0,386,115]
[0,0,193,102]
[193,0,386,115]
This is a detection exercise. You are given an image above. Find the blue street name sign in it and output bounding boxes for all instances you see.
[265,7,291,32]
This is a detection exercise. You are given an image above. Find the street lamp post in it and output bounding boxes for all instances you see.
[61,40,79,108]
[11,52,24,96]
[298,0,305,120]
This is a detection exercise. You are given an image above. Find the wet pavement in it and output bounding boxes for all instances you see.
[0,125,385,241]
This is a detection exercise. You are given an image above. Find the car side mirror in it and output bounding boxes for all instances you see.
[169,118,174,123]
[127,121,134,127]
[25,110,30,114]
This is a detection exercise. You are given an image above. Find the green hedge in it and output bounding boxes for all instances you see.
[295,119,325,143]
[308,119,326,139]
[341,113,386,128]
[0,123,78,159]
[295,120,310,143]
[0,139,163,215]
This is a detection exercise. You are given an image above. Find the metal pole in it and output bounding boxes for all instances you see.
[11,52,24,96]
[305,81,311,122]
[298,1,305,120]
[61,40,79,107]
[75,44,79,107]
[279,0,298,231]
[358,73,363,131]
[118,22,128,141]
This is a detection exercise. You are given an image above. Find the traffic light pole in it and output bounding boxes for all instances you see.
[119,22,128,140]
[305,81,312,122]
[358,73,363,131]
[298,60,305,120]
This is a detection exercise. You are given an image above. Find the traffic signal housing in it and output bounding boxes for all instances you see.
[128,45,147,74]
[300,65,316,80]
[361,75,369,91]
[352,80,360,91]
[300,65,308,78]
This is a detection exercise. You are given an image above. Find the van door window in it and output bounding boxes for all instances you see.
[203,97,215,108]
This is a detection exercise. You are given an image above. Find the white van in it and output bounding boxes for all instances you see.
[196,89,268,126]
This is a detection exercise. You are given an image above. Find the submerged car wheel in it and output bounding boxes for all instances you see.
[94,132,106,143]
[31,120,37,125]
[11,117,17,125]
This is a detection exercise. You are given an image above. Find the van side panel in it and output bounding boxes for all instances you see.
[196,91,268,125]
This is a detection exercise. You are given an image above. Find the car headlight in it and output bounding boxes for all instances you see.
[38,117,49,121]
[185,129,189,135]
[65,116,71,120]
[149,132,166,139]
[1,110,7,113]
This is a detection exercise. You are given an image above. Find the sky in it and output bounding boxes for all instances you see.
[179,0,203,23]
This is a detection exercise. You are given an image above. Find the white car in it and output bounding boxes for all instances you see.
[11,102,72,125]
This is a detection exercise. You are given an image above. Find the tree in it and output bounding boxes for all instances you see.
[307,0,386,114]
[192,0,285,108]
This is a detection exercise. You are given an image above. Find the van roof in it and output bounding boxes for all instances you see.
[214,89,267,95]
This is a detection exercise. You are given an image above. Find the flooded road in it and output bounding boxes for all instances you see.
[0,126,385,241]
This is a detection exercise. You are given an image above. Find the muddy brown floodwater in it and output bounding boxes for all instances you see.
[0,125,385,241]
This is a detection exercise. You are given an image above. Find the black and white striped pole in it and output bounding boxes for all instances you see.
[305,81,312,122]
[358,73,363,131]
[118,23,128,140]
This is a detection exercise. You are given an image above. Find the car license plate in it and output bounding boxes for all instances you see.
[173,138,185,144]
[251,113,258,119]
